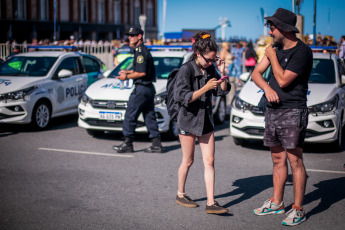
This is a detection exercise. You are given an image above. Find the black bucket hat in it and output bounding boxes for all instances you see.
[265,8,299,33]
[125,26,144,36]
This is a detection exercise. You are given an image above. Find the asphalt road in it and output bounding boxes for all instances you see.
[1,115,345,230]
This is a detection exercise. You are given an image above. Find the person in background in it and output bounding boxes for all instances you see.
[220,41,236,111]
[6,46,20,60]
[337,35,345,59]
[231,42,245,86]
[174,32,230,214]
[244,40,258,73]
[113,26,164,154]
[256,39,267,63]
[251,8,312,226]
[112,40,121,66]
[114,36,134,66]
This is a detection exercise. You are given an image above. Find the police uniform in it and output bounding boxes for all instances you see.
[114,27,163,153]
[122,42,160,139]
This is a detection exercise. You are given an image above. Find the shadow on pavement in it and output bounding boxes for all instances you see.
[304,176,345,218]
[194,174,345,218]
[0,114,79,136]
[194,174,293,208]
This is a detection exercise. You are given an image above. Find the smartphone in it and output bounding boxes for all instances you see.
[219,75,229,81]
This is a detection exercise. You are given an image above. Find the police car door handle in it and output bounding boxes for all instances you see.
[76,78,83,82]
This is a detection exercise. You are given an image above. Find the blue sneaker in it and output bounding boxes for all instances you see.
[282,206,306,226]
[253,198,285,216]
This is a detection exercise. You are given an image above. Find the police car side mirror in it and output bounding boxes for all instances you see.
[58,69,73,78]
[103,69,112,78]
[240,72,251,82]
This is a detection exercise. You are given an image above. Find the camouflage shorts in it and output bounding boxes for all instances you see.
[264,108,308,149]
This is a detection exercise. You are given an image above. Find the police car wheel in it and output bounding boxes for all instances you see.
[32,101,51,130]
[214,97,226,124]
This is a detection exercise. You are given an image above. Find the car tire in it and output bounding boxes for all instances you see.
[233,137,246,146]
[31,101,51,130]
[214,97,226,124]
[86,129,103,136]
[164,120,179,140]
[331,118,343,152]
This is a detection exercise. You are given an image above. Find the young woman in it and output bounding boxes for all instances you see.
[174,32,230,214]
[244,40,258,73]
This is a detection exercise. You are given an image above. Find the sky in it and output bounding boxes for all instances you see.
[157,0,345,42]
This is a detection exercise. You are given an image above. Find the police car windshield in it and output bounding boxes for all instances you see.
[108,56,184,79]
[0,56,58,77]
[308,59,336,84]
[250,59,335,84]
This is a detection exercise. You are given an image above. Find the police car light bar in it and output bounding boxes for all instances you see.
[28,45,78,50]
[147,45,192,51]
[310,46,338,51]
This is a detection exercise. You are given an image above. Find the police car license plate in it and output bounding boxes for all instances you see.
[99,112,122,121]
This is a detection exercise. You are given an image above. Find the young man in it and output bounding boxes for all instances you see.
[251,8,312,226]
[113,27,164,153]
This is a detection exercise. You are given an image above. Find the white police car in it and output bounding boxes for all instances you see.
[78,49,194,138]
[230,51,345,150]
[0,51,89,129]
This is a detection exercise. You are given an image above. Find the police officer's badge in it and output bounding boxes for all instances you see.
[137,55,144,64]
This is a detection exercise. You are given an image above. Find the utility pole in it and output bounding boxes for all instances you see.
[313,0,316,45]
[53,0,57,41]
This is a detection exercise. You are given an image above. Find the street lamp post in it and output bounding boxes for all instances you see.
[139,15,147,40]
[219,17,229,41]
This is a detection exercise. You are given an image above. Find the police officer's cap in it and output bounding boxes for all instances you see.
[125,26,144,36]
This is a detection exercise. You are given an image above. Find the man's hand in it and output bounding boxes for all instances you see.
[265,87,280,104]
[116,73,127,81]
[265,46,276,60]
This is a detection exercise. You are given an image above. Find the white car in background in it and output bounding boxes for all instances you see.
[78,50,192,138]
[0,51,89,129]
[230,51,345,151]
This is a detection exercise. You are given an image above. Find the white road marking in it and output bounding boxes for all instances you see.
[38,148,133,158]
[307,169,345,174]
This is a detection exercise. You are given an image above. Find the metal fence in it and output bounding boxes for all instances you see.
[0,43,115,69]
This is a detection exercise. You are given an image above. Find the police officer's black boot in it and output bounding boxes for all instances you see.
[144,137,164,153]
[113,137,134,153]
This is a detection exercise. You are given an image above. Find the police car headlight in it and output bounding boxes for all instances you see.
[0,86,36,102]
[234,96,251,111]
[308,95,338,114]
[154,92,167,106]
[80,93,93,106]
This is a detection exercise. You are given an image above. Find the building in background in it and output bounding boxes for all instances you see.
[0,0,158,43]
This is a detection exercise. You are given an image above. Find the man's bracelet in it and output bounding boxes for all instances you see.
[125,74,128,80]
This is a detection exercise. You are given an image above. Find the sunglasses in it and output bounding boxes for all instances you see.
[266,22,277,32]
[200,53,219,63]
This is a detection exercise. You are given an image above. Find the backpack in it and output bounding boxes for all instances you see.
[165,61,194,122]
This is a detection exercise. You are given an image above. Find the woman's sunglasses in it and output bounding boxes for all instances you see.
[200,53,219,63]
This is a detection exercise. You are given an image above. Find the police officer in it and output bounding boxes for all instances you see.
[113,26,164,153]
[114,35,134,66]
